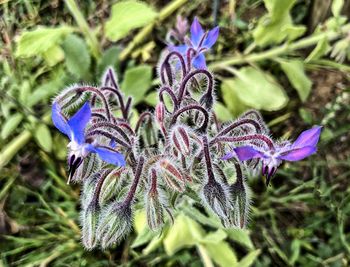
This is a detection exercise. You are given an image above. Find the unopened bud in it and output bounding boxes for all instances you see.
[202,181,229,219]
[227,181,250,229]
[158,159,185,192]
[171,126,190,156]
[97,201,132,249]
[155,102,165,124]
[81,204,99,250]
[98,169,123,206]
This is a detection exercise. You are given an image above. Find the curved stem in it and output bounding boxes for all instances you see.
[159,86,179,111]
[86,130,131,148]
[177,69,213,105]
[124,156,145,205]
[212,134,274,150]
[135,112,152,133]
[160,51,187,84]
[202,136,215,184]
[170,104,209,132]
[86,122,132,145]
[216,118,262,137]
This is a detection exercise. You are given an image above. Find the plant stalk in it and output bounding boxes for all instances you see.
[209,23,350,70]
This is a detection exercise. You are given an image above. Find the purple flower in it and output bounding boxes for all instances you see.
[52,102,126,182]
[222,126,322,186]
[169,17,219,69]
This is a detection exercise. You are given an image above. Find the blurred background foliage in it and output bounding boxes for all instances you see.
[0,0,350,266]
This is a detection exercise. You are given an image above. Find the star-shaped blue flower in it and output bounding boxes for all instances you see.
[52,101,126,183]
[222,126,322,185]
[169,17,219,69]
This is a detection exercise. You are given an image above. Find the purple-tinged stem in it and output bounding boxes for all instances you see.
[159,86,179,111]
[170,104,209,132]
[86,130,131,148]
[215,119,262,137]
[211,134,275,150]
[135,112,152,133]
[87,122,132,145]
[202,136,216,184]
[160,51,187,84]
[177,69,213,105]
[124,156,145,206]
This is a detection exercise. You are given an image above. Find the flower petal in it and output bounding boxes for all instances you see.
[292,126,322,148]
[203,26,219,49]
[169,44,188,54]
[278,146,317,161]
[234,146,264,161]
[221,152,235,160]
[192,53,207,69]
[190,17,204,47]
[88,146,126,166]
[67,102,91,144]
[52,102,71,138]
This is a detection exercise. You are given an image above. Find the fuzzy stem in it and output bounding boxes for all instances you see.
[135,112,152,133]
[124,156,145,205]
[216,118,262,137]
[212,134,274,150]
[87,122,132,145]
[159,86,179,111]
[160,51,187,84]
[86,130,131,148]
[170,104,209,132]
[177,69,213,104]
[202,136,216,184]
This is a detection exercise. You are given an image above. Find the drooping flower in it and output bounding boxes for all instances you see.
[222,126,322,186]
[52,102,126,183]
[169,17,219,69]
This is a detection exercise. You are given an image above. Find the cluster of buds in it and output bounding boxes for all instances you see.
[51,18,321,249]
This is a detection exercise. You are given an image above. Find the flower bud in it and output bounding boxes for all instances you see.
[202,181,229,219]
[158,159,185,192]
[98,169,123,206]
[97,201,132,249]
[155,102,165,124]
[171,126,190,156]
[146,169,165,230]
[226,181,250,229]
[81,204,99,250]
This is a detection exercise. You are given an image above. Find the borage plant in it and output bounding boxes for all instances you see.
[51,18,321,250]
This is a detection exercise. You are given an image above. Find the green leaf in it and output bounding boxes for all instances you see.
[332,0,344,17]
[34,124,52,152]
[237,249,261,267]
[253,0,305,46]
[227,67,288,111]
[105,0,158,42]
[27,70,66,107]
[226,228,254,250]
[1,113,23,139]
[279,59,312,102]
[97,46,121,77]
[305,37,330,62]
[15,26,73,57]
[200,229,227,244]
[144,92,158,106]
[204,241,238,267]
[221,80,249,116]
[62,34,91,79]
[43,45,65,67]
[213,102,233,122]
[121,65,152,105]
[163,213,204,255]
